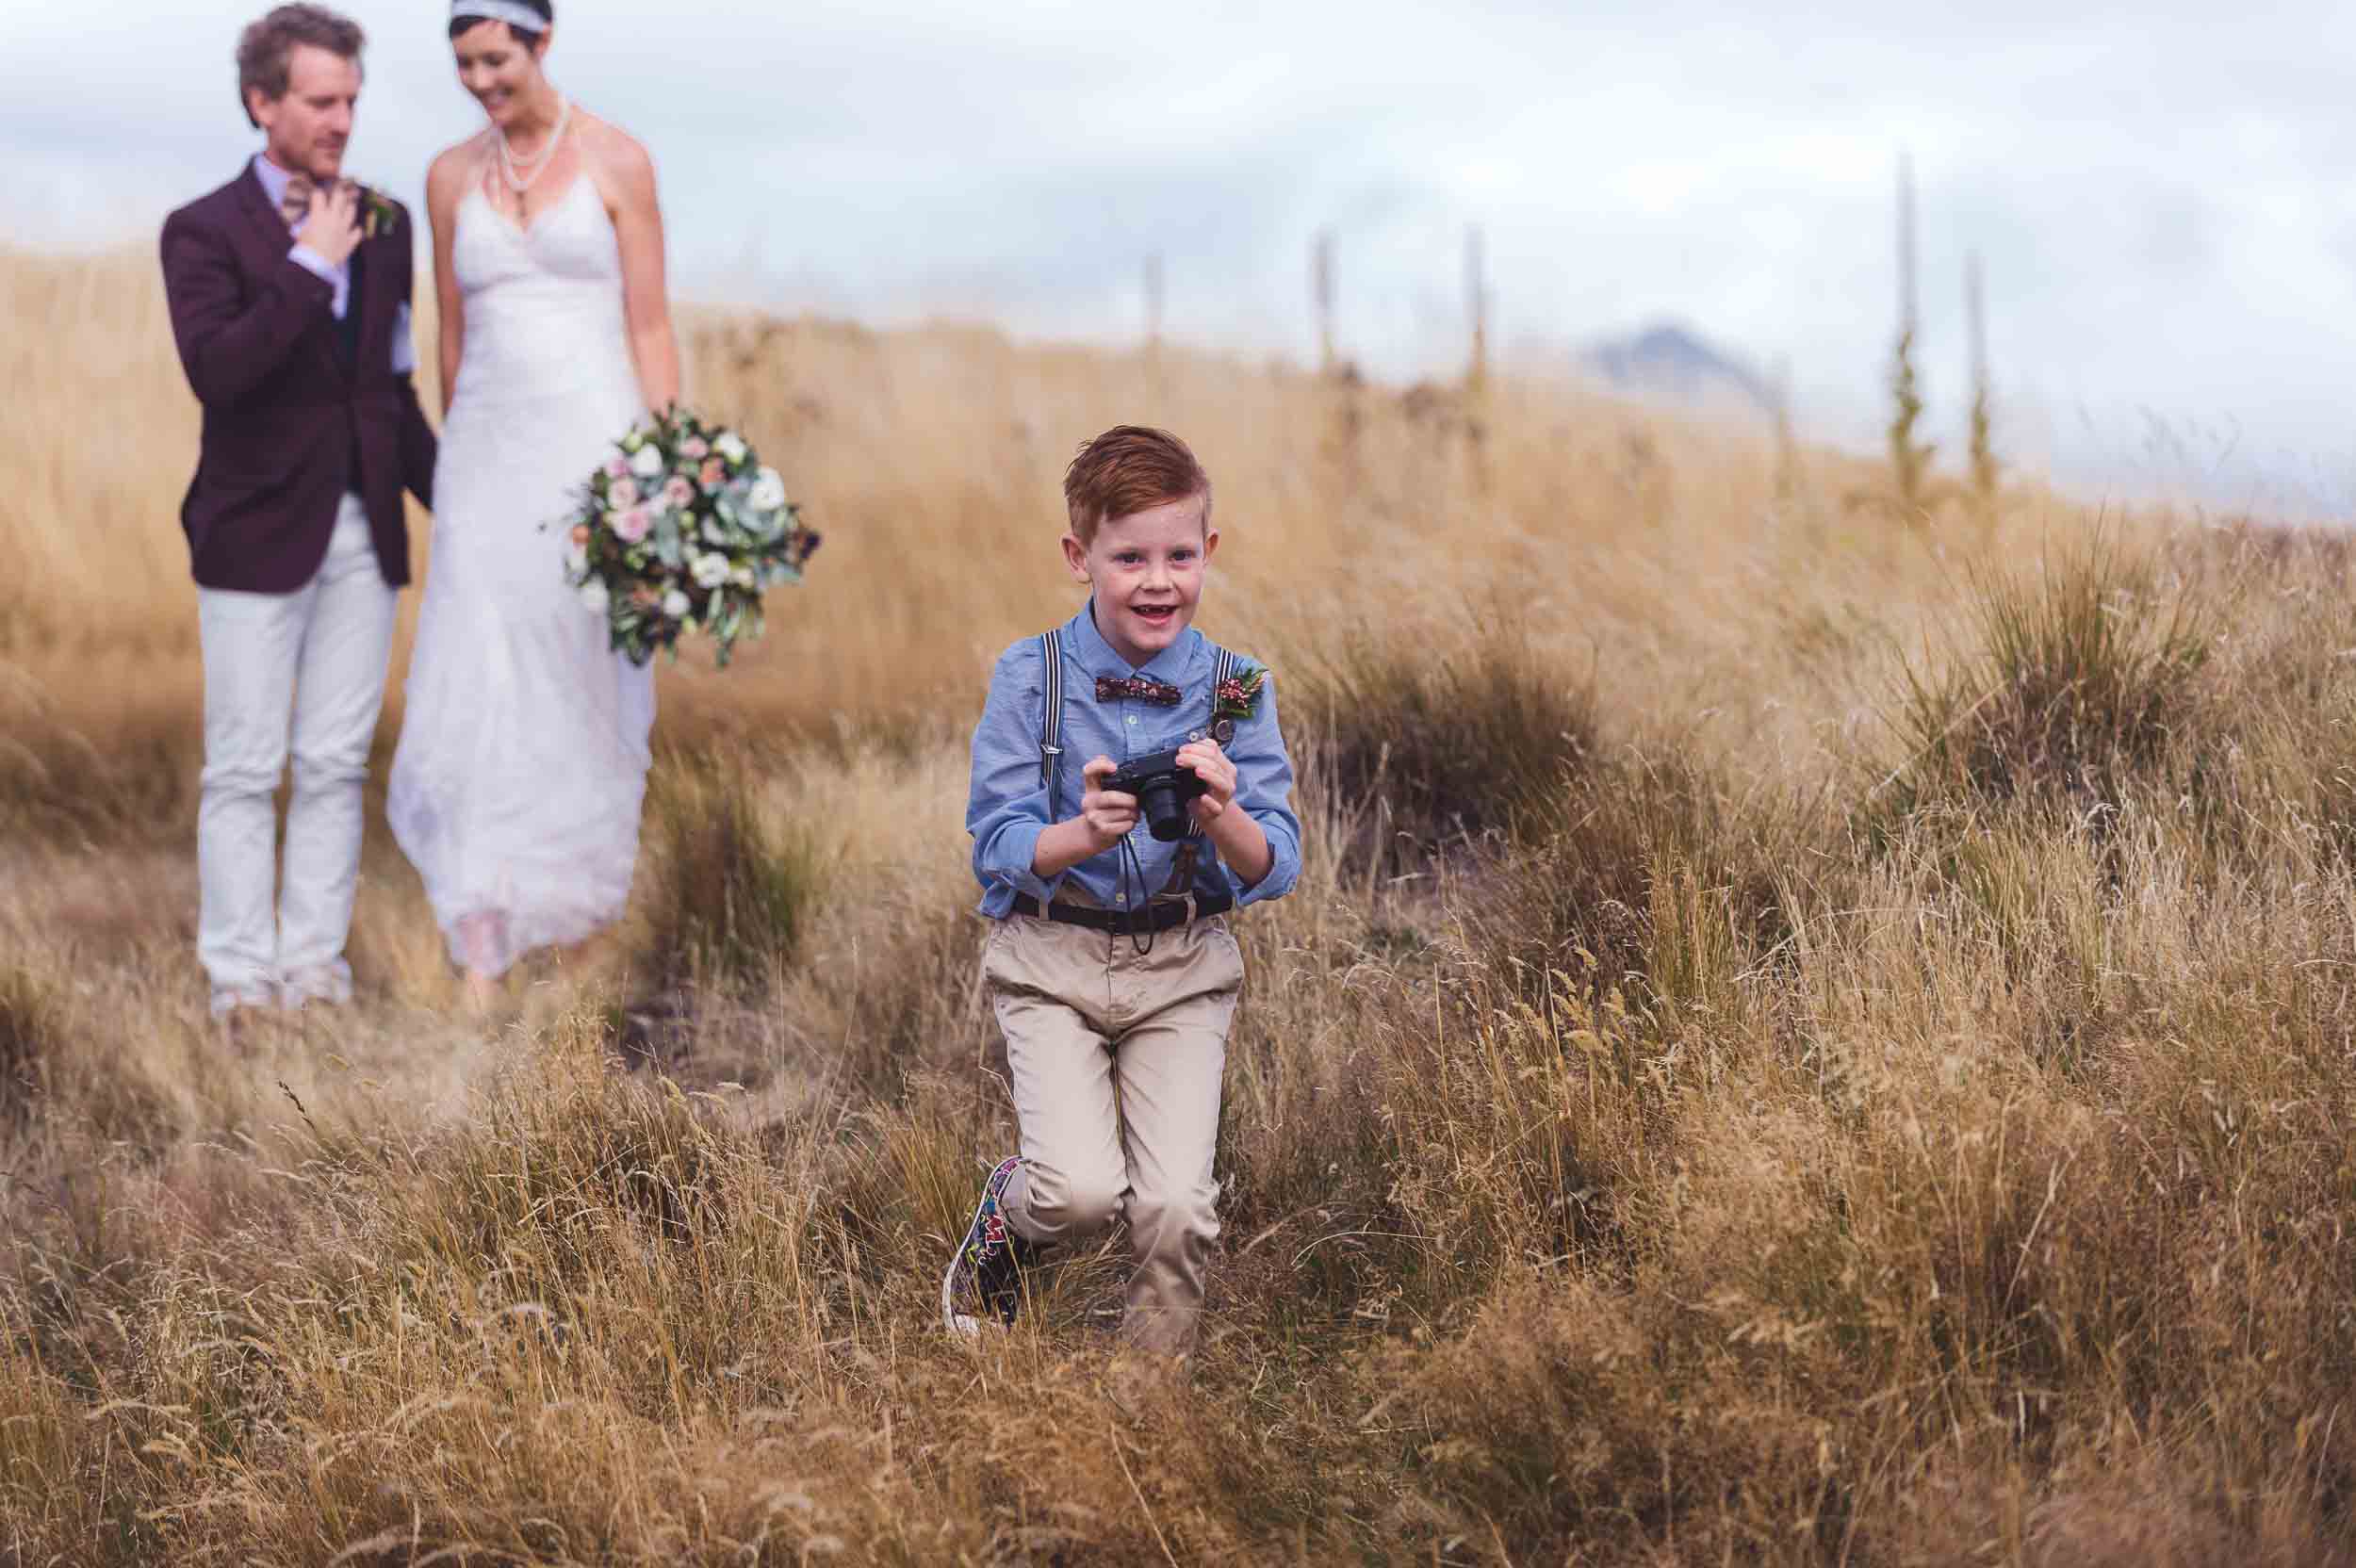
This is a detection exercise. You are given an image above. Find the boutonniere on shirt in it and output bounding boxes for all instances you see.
[355,185,400,239]
[1214,662,1268,725]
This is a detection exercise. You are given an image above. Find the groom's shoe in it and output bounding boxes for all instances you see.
[280,963,354,1013]
[209,984,278,1022]
[211,997,278,1054]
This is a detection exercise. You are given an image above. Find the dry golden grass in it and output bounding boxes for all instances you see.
[6,242,2356,1564]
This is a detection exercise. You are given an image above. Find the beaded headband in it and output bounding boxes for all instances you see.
[449,0,550,32]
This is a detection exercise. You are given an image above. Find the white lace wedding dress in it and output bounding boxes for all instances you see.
[388,174,656,975]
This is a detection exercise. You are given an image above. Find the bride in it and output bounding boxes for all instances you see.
[389,0,679,1008]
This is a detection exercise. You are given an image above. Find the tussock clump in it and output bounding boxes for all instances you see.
[1373,973,1667,1298]
[633,750,825,992]
[0,692,202,846]
[0,964,57,1125]
[817,898,994,1089]
[1386,1278,1837,1560]
[1214,1059,1414,1326]
[1470,743,1799,1007]
[1885,541,2211,822]
[389,1052,738,1277]
[1285,622,1600,863]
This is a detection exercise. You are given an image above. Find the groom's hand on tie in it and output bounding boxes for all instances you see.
[291,179,363,270]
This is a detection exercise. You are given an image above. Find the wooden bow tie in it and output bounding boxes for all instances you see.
[1096,675,1182,707]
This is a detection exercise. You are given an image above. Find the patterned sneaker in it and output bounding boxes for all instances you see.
[941,1155,1038,1335]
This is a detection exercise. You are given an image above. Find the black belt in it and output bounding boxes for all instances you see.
[1011,892,1232,934]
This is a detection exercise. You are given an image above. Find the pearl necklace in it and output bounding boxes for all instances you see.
[495,93,570,194]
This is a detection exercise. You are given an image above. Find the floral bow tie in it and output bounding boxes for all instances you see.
[1096,675,1182,706]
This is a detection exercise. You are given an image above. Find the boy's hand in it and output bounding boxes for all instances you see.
[1078,755,1139,847]
[1177,739,1239,825]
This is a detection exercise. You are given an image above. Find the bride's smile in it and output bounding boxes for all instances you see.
[450,15,558,135]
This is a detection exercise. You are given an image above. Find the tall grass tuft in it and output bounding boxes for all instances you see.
[1884,539,2211,821]
[632,751,826,993]
[0,964,57,1127]
[1462,740,1803,1010]
[1285,620,1600,865]
[0,683,203,847]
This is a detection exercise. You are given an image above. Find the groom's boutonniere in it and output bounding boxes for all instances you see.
[354,185,400,239]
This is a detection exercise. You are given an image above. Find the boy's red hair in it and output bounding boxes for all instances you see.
[1063,426,1212,545]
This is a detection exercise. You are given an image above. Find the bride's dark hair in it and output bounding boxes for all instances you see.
[448,1,552,48]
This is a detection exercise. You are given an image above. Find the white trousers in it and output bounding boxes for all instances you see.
[196,498,398,1012]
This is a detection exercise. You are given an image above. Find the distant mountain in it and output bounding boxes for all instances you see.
[1578,321,1775,416]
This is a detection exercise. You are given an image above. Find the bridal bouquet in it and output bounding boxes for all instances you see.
[561,406,821,668]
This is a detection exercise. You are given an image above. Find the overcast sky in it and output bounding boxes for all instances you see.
[10,2,2355,513]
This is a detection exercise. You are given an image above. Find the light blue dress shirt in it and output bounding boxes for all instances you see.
[250,154,415,375]
[967,601,1303,919]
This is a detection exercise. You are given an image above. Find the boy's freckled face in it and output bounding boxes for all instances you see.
[1063,494,1219,667]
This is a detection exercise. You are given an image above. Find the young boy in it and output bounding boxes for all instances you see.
[942,425,1302,1358]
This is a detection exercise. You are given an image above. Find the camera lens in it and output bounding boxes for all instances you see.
[1140,780,1190,841]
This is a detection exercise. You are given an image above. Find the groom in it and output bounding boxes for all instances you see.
[160,4,436,1023]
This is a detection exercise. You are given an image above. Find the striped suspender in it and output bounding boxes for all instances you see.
[1037,629,1065,812]
[1186,647,1238,841]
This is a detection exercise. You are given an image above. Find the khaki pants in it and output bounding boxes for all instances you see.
[983,906,1245,1356]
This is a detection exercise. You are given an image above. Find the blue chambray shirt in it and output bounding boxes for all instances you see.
[967,601,1303,919]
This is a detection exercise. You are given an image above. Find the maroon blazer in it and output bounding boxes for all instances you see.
[160,164,437,594]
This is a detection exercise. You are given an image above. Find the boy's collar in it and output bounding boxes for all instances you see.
[1071,599,1200,684]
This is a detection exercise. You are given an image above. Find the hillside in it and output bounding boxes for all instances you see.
[5,245,2355,1565]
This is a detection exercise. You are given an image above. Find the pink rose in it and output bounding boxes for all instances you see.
[604,457,630,481]
[609,477,640,508]
[663,476,694,508]
[680,437,710,460]
[612,506,650,544]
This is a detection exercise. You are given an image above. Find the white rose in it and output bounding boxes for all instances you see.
[630,444,665,479]
[731,566,755,589]
[746,467,787,512]
[692,552,730,588]
[663,589,692,619]
[714,432,748,464]
[579,580,611,614]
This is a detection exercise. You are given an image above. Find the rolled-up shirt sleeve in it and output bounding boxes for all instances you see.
[1223,670,1302,906]
[968,641,1064,915]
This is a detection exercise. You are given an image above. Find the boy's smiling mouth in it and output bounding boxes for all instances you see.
[1130,603,1178,628]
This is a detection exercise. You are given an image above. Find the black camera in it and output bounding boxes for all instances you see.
[1105,748,1209,841]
